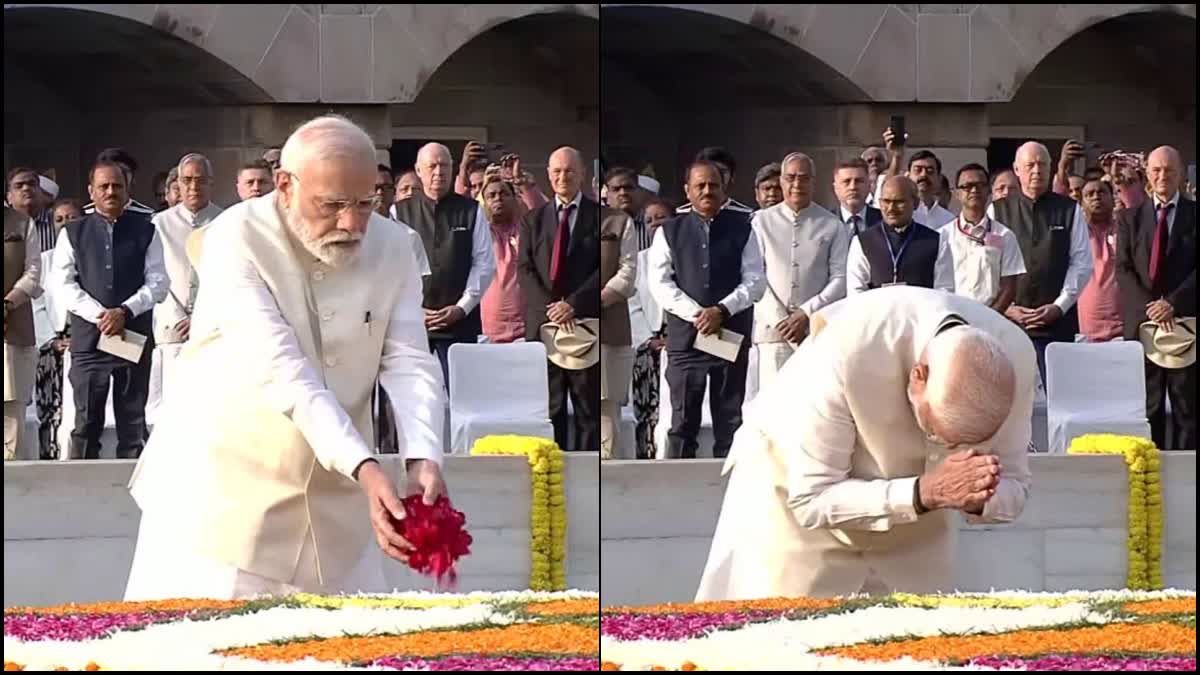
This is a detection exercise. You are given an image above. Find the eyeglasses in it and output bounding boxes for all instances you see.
[284,171,381,218]
[178,177,211,187]
[956,182,988,193]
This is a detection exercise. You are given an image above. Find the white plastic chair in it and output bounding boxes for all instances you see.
[1045,341,1151,454]
[447,342,554,453]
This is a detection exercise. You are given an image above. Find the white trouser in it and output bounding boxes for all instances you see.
[600,344,634,459]
[746,342,796,403]
[124,509,387,601]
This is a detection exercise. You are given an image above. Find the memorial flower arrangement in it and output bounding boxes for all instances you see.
[601,590,1196,671]
[1067,433,1164,589]
[471,435,567,591]
[3,591,599,671]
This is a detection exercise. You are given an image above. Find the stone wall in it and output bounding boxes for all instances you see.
[599,453,1196,607]
[3,454,599,608]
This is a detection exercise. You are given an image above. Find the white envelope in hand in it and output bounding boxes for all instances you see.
[694,328,744,363]
[98,329,148,363]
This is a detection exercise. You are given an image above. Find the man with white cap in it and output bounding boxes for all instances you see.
[34,175,61,253]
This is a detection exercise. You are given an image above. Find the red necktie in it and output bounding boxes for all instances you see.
[549,203,575,298]
[1149,202,1173,295]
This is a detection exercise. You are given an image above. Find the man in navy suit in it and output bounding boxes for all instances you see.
[832,158,882,238]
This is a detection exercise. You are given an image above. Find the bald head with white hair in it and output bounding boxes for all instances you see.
[1013,141,1052,199]
[907,325,1016,446]
[1145,145,1184,202]
[275,114,378,267]
[548,146,585,202]
[781,152,815,211]
[415,142,453,200]
[176,152,213,214]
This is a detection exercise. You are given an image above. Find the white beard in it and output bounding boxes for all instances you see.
[284,206,363,268]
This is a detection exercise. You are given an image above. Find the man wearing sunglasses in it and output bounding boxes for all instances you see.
[125,115,448,600]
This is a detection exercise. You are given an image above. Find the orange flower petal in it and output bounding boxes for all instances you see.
[219,623,597,663]
[818,623,1195,662]
[527,599,600,616]
[1122,598,1196,616]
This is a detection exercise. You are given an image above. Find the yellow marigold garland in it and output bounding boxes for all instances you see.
[1067,434,1163,590]
[471,435,567,591]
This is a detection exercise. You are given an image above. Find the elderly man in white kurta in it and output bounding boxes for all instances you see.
[748,153,848,402]
[125,115,447,600]
[696,286,1035,600]
[146,153,223,426]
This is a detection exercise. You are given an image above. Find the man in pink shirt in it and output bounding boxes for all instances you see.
[479,173,526,343]
[1077,178,1123,342]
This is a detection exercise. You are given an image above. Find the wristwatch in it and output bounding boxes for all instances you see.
[716,303,732,321]
[120,305,133,321]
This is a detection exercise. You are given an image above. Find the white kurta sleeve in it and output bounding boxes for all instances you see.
[647,227,704,322]
[933,228,956,293]
[798,225,849,317]
[379,245,446,467]
[122,230,169,317]
[51,228,107,324]
[716,228,766,315]
[845,236,871,296]
[1053,204,1093,312]
[783,359,921,531]
[455,205,496,314]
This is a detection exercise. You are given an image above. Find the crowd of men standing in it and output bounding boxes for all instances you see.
[5,137,606,461]
[600,130,1196,460]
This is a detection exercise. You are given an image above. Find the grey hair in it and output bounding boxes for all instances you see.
[781,152,814,175]
[416,142,452,166]
[177,153,213,176]
[280,115,376,175]
[924,326,1016,445]
[1015,141,1051,166]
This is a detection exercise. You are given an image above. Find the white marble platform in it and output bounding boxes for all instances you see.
[3,454,598,608]
[600,452,1196,607]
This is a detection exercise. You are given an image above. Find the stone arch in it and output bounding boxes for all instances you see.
[4,4,598,103]
[604,4,1198,103]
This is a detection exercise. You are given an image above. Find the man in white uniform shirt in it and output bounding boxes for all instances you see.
[125,115,447,600]
[749,153,848,401]
[147,153,223,426]
[934,163,1025,313]
[697,286,1035,600]
[907,150,957,230]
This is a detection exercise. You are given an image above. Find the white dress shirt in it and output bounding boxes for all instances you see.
[647,216,766,322]
[914,199,956,230]
[628,248,664,347]
[838,204,872,237]
[604,215,638,299]
[455,204,495,315]
[50,216,169,324]
[934,215,1026,305]
[987,199,1092,312]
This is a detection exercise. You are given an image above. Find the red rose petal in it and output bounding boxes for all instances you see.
[389,495,472,589]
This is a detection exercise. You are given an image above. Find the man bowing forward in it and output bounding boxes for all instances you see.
[697,286,1035,600]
